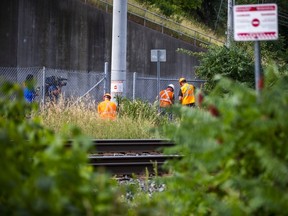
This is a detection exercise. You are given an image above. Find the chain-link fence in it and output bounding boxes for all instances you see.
[128,72,205,103]
[0,67,44,102]
[0,66,205,105]
[0,66,108,104]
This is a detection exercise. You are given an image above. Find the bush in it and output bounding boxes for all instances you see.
[155,66,288,215]
[0,83,127,215]
[195,44,255,93]
[117,97,169,127]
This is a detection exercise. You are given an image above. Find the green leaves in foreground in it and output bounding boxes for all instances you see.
[2,65,288,215]
[0,83,126,215]
[156,68,288,215]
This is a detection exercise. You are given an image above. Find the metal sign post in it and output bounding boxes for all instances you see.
[156,50,161,97]
[151,49,166,100]
[254,41,263,97]
[233,3,278,98]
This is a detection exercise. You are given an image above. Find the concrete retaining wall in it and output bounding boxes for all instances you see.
[0,0,204,79]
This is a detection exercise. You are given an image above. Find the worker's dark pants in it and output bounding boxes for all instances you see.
[159,107,173,121]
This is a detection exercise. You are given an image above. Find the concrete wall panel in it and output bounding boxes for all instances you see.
[0,0,204,79]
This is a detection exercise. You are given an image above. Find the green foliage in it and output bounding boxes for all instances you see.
[264,63,286,89]
[136,0,288,49]
[238,35,288,72]
[177,47,205,58]
[136,0,202,17]
[118,97,155,120]
[117,97,169,126]
[178,38,287,94]
[0,83,127,215]
[154,66,288,215]
[4,64,288,215]
[195,44,255,93]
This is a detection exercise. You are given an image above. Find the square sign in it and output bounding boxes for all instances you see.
[233,4,278,41]
[111,80,123,93]
[151,49,166,62]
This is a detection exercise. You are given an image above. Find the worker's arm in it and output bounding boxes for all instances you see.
[97,103,101,114]
[178,89,183,104]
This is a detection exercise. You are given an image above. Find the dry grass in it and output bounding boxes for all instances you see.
[39,96,160,139]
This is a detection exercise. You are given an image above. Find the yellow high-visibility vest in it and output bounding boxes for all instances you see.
[180,83,195,105]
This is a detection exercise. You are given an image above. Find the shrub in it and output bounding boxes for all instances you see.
[0,83,127,215]
[195,44,255,93]
[117,97,169,127]
[122,65,288,216]
[155,66,288,215]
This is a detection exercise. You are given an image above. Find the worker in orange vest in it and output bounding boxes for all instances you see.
[159,84,175,119]
[178,77,195,107]
[97,93,117,120]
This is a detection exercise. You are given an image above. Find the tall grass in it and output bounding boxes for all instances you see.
[39,96,166,139]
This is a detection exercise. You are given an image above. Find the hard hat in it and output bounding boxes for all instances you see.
[167,84,174,90]
[103,93,111,99]
[179,77,186,83]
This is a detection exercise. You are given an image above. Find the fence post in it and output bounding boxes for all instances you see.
[42,66,46,106]
[104,62,108,95]
[133,72,136,101]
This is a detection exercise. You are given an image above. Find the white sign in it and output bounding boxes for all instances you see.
[111,81,123,93]
[151,49,166,62]
[233,4,278,41]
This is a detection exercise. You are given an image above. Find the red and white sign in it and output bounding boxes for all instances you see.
[233,4,278,41]
[111,80,123,93]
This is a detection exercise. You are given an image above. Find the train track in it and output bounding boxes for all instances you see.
[88,155,179,175]
[67,139,177,175]
[66,139,174,153]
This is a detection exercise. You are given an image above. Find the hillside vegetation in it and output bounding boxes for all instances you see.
[84,0,288,48]
[129,0,224,40]
[134,0,288,48]
[85,0,225,46]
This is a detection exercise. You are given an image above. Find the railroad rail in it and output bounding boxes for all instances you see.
[89,155,179,175]
[66,139,174,153]
[67,139,178,175]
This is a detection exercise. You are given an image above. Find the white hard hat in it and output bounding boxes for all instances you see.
[167,84,174,90]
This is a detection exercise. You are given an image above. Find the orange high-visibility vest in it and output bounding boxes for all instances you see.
[159,89,174,107]
[97,100,117,120]
[180,83,195,105]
